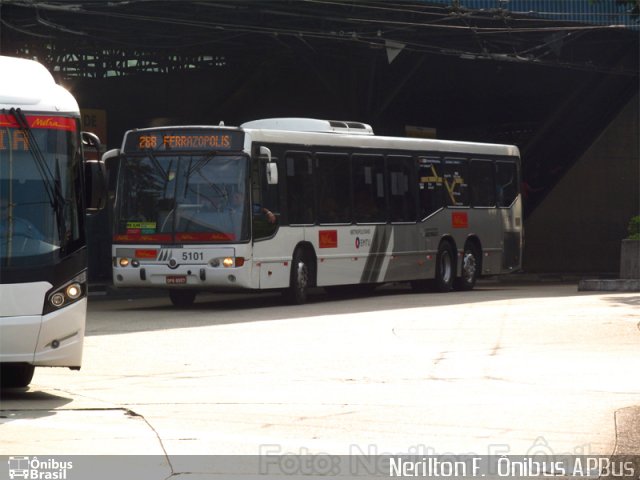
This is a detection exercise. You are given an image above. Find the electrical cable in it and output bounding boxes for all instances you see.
[1,0,636,77]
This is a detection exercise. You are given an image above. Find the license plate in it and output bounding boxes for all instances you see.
[166,275,187,285]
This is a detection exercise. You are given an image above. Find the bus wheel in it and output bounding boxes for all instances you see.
[435,242,455,292]
[455,243,480,291]
[169,289,197,308]
[285,250,309,305]
[0,363,35,388]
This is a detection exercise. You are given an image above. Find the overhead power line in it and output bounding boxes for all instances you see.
[0,0,637,77]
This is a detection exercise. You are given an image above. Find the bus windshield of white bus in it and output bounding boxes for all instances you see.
[0,113,83,267]
[114,153,250,244]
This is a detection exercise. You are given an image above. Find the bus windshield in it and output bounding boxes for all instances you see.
[0,115,82,267]
[114,154,250,243]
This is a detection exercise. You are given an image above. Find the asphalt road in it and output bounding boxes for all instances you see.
[1,282,639,476]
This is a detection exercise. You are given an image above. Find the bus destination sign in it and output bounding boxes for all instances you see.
[123,129,244,153]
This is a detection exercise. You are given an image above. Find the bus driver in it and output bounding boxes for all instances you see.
[227,191,276,224]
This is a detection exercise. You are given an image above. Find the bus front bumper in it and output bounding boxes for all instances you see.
[0,298,86,368]
[113,263,253,290]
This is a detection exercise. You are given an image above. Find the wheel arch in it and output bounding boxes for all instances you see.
[438,235,458,272]
[292,241,317,287]
[463,235,483,277]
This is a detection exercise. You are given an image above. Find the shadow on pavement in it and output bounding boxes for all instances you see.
[0,388,73,423]
[83,280,617,336]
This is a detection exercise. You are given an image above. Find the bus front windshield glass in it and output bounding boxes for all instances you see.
[115,154,250,243]
[0,117,82,268]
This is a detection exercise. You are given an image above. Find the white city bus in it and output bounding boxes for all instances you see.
[110,118,522,306]
[0,56,104,388]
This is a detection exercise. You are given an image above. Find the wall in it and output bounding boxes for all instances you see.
[523,94,639,274]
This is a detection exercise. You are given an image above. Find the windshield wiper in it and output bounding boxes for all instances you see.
[6,107,67,248]
[144,149,170,182]
[142,150,179,203]
[184,154,229,205]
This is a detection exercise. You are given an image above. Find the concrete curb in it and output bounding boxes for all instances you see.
[578,279,640,292]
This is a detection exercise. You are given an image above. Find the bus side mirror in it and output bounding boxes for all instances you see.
[82,133,108,214]
[260,146,278,185]
[81,131,101,157]
[84,158,107,213]
[259,146,272,161]
[101,148,120,163]
[266,162,278,185]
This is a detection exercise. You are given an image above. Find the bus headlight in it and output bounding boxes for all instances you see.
[66,283,82,300]
[119,258,130,267]
[210,257,245,268]
[51,293,65,307]
[44,272,87,314]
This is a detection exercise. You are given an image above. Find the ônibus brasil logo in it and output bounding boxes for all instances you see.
[7,457,72,480]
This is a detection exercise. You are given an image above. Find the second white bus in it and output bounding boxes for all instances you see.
[109,118,522,306]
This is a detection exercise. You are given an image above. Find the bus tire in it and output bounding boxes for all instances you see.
[455,242,480,291]
[1,363,35,388]
[435,242,455,292]
[285,249,309,305]
[169,289,197,307]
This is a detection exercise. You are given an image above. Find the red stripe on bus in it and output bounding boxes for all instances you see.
[176,232,236,242]
[113,234,173,243]
[0,114,77,131]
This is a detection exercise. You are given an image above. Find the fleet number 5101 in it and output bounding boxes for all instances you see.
[182,251,204,261]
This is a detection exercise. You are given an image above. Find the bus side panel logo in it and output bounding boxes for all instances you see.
[452,212,468,229]
[319,230,338,248]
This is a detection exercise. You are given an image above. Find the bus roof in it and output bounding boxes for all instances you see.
[120,119,521,158]
[241,118,374,135]
[242,118,520,158]
[0,56,79,114]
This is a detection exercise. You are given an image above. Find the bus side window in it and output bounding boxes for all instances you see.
[443,158,469,207]
[316,152,351,224]
[387,155,417,222]
[285,151,315,225]
[470,159,496,207]
[352,154,386,223]
[496,161,518,207]
[418,157,443,219]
